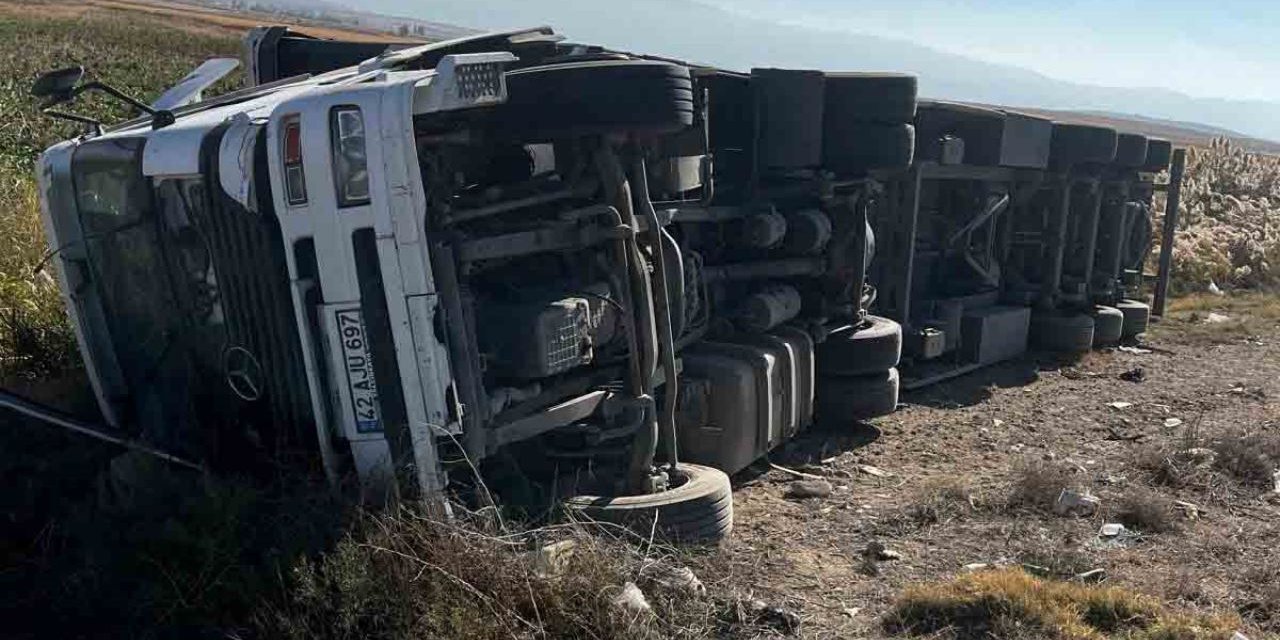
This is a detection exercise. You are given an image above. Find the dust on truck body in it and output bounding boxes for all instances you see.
[31,25,1178,543]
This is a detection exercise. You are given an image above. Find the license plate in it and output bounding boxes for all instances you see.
[335,308,382,433]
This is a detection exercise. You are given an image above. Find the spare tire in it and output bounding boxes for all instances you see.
[1144,139,1173,172]
[1031,311,1095,352]
[823,72,917,123]
[1116,299,1151,339]
[1050,123,1118,167]
[817,315,903,376]
[824,121,915,173]
[563,463,732,544]
[816,367,900,424]
[499,60,693,138]
[1114,133,1149,168]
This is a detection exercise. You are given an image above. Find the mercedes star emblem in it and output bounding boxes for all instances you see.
[222,345,265,402]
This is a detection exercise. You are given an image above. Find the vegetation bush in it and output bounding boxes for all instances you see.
[1155,139,1280,294]
[884,569,1240,640]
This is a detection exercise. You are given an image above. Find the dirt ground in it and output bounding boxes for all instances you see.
[694,296,1280,638]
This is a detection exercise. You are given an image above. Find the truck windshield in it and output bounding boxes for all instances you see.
[73,138,177,382]
[71,138,223,444]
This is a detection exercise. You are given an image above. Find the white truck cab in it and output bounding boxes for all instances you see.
[38,39,519,497]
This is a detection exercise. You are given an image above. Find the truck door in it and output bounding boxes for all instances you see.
[243,27,415,85]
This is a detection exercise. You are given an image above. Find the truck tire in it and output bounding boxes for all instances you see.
[563,463,732,544]
[1116,299,1151,339]
[1092,305,1125,347]
[1114,133,1149,168]
[823,72,917,123]
[816,315,903,376]
[500,59,694,137]
[816,367,900,424]
[823,122,915,172]
[1050,123,1118,167]
[1030,311,1095,352]
[1143,139,1173,172]
[753,68,826,169]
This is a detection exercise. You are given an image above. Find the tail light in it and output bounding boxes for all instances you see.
[281,115,307,205]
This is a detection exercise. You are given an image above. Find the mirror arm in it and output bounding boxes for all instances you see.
[42,109,103,136]
[76,82,157,116]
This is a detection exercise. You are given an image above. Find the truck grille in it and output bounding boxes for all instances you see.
[194,127,315,455]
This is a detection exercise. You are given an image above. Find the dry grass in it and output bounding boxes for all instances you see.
[1209,431,1280,489]
[1112,488,1178,535]
[1234,557,1280,634]
[883,477,983,533]
[253,510,721,640]
[1136,423,1280,495]
[884,569,1241,640]
[1159,292,1280,344]
[1007,462,1084,512]
[1157,139,1280,294]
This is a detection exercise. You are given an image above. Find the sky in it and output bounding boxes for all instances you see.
[367,0,1280,104]
[705,0,1280,102]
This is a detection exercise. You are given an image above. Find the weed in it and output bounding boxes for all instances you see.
[1210,431,1280,488]
[884,477,981,533]
[884,569,1240,640]
[1007,462,1081,511]
[1114,488,1178,534]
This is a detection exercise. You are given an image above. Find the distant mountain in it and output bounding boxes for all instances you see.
[353,0,1280,146]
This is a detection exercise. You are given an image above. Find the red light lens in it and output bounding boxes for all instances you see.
[283,120,302,165]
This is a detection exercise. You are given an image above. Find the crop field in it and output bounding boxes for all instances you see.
[2,2,1279,639]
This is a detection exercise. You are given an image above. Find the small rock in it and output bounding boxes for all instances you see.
[1043,452,1058,461]
[528,539,577,577]
[1107,401,1133,410]
[797,463,829,476]
[963,562,989,572]
[842,607,861,618]
[1208,280,1224,296]
[1164,417,1184,428]
[1173,500,1202,519]
[1021,563,1052,577]
[786,479,832,499]
[1055,489,1101,517]
[642,564,705,597]
[1178,447,1218,467]
[1099,523,1127,538]
[1204,312,1231,324]
[1232,632,1250,640]
[1076,568,1107,583]
[1119,367,1146,383]
[1118,345,1152,355]
[1273,469,1280,494]
[853,464,890,478]
[863,541,902,561]
[612,582,651,615]
[992,418,1005,427]
[745,599,801,634]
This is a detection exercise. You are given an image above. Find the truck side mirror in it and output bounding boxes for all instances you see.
[32,66,85,106]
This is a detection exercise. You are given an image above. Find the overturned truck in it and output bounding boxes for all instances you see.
[26,26,1180,544]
